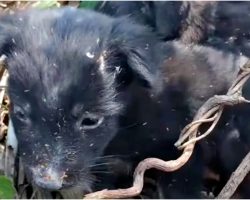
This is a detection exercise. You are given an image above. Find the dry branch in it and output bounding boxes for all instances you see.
[217,151,250,199]
[0,55,7,110]
[85,145,194,199]
[175,61,250,149]
[84,60,250,199]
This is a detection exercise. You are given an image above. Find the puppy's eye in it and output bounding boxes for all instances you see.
[13,106,29,122]
[80,113,104,130]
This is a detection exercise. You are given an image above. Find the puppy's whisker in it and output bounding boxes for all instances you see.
[117,122,140,130]
[91,171,113,174]
[88,162,113,168]
[90,155,119,161]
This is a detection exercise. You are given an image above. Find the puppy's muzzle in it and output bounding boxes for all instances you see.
[31,164,66,190]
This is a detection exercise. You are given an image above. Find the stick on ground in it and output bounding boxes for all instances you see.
[217,151,250,199]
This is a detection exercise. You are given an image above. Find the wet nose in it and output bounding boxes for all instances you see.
[31,165,65,190]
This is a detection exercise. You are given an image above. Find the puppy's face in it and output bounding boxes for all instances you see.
[0,8,160,192]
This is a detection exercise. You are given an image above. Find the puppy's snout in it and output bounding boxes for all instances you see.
[31,165,65,190]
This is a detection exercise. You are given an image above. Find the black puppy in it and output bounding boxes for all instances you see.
[3,7,249,199]
[1,7,214,199]
[1,7,163,197]
[96,1,216,43]
[97,1,250,58]
[160,41,250,198]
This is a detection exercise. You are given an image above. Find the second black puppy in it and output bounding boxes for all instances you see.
[96,1,216,43]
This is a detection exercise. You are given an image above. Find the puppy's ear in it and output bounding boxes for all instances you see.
[106,17,163,91]
[0,9,60,60]
[0,12,26,65]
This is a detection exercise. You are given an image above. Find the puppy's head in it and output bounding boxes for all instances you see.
[0,8,161,192]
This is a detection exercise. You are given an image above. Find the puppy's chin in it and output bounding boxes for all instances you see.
[60,184,93,199]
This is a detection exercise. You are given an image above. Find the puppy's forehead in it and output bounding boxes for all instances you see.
[6,9,123,111]
[16,8,112,42]
[8,49,107,111]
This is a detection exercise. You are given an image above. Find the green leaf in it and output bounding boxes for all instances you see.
[32,0,60,9]
[0,176,16,199]
[79,1,99,9]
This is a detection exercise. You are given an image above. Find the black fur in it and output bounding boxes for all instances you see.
[206,2,250,57]
[1,7,209,199]
[96,1,216,43]
[2,7,250,199]
[161,41,250,198]
[1,8,163,197]
[97,1,250,58]
[96,3,250,197]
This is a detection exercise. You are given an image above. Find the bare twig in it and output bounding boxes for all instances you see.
[175,60,250,149]
[85,145,194,199]
[84,60,250,199]
[216,151,250,199]
[0,55,8,110]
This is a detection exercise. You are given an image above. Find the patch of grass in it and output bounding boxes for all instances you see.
[0,176,16,199]
[32,0,60,9]
[79,1,99,9]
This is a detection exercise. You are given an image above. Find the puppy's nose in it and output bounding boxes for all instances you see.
[31,165,64,190]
